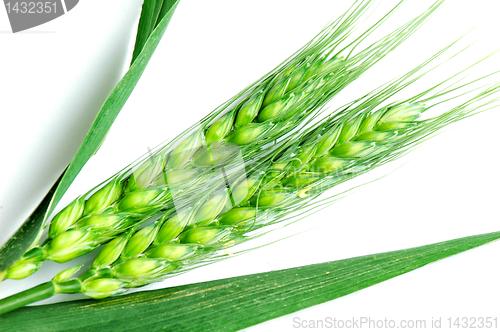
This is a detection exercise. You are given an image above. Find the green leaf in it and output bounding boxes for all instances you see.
[156,0,179,28]
[1,230,498,331]
[131,0,172,64]
[0,0,180,274]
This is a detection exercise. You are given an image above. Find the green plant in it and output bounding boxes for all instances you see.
[1,42,498,314]
[2,0,443,282]
[1,0,499,329]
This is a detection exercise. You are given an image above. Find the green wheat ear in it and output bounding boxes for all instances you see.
[1,67,498,315]
[3,42,497,313]
[76,51,500,299]
[4,0,442,282]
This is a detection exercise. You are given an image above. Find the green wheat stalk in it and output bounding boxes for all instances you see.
[1,0,444,282]
[1,42,498,314]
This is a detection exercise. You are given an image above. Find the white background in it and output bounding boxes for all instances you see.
[0,1,499,331]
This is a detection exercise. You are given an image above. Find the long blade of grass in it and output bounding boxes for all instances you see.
[0,0,180,274]
[0,230,497,331]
